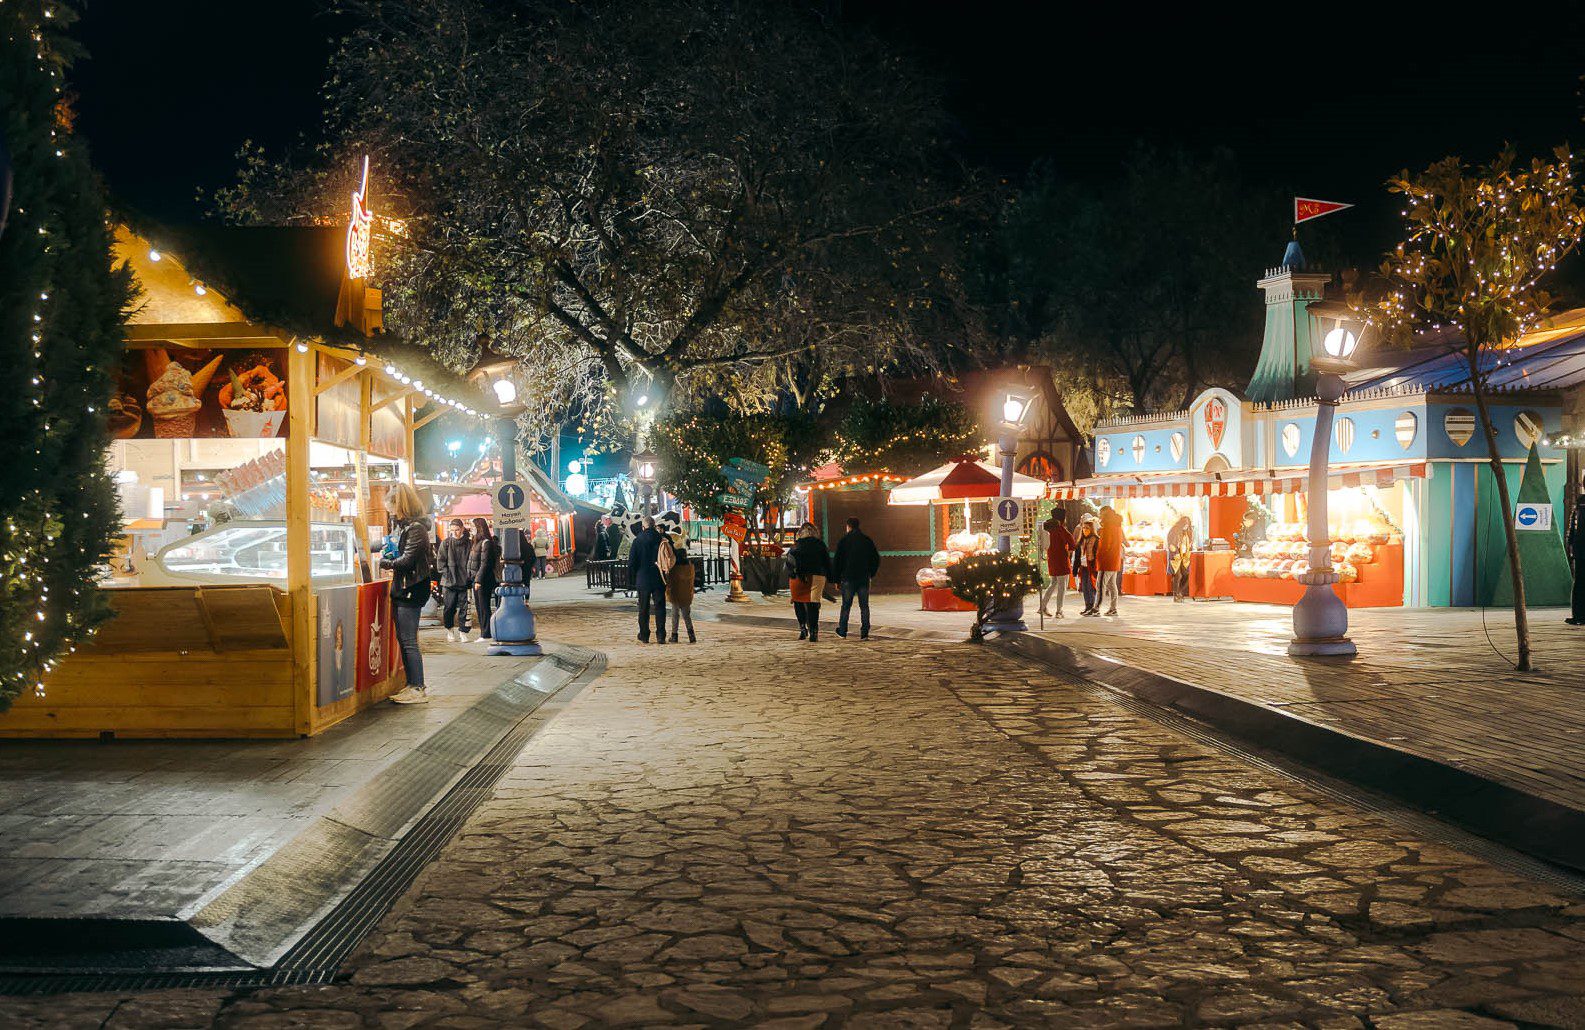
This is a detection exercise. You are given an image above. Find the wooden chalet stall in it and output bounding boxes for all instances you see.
[0,218,492,739]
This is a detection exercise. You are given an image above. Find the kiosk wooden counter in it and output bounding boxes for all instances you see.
[1,216,493,739]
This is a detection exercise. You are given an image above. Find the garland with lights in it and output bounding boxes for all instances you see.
[947,552,1042,642]
[833,397,981,473]
[650,410,822,518]
[0,0,133,708]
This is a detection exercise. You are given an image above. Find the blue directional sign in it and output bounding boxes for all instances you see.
[491,480,529,529]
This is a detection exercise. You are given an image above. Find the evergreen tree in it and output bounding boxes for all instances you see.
[0,1,131,708]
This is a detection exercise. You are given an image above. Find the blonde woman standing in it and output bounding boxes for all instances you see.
[787,522,832,642]
[382,483,435,704]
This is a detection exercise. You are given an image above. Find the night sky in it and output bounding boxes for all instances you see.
[73,0,1585,267]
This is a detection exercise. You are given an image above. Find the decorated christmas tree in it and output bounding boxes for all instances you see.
[0,1,132,708]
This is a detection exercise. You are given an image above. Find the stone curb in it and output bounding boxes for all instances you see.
[996,632,1585,876]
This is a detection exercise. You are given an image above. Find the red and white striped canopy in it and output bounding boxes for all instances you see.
[1047,463,1428,500]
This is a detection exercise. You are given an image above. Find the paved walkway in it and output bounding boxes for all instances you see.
[7,600,1585,1027]
[0,636,539,925]
[680,584,1585,826]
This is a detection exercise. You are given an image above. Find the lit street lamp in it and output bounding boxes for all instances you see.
[982,386,1033,636]
[632,450,658,516]
[1289,300,1366,658]
[466,349,543,658]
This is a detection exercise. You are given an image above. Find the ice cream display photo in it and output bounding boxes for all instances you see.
[115,346,287,439]
[219,358,288,438]
[145,350,220,438]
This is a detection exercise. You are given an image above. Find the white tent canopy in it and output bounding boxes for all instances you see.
[887,460,1047,506]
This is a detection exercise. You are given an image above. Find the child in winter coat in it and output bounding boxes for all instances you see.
[665,531,697,643]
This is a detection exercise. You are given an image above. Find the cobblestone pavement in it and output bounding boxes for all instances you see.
[5,603,1585,1028]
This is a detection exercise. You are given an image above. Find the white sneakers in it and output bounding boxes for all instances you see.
[466,630,481,643]
[390,686,428,705]
[445,627,477,643]
[445,628,458,643]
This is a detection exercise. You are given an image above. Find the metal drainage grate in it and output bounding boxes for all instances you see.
[0,648,605,997]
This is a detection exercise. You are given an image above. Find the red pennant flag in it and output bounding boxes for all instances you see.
[1294,197,1353,225]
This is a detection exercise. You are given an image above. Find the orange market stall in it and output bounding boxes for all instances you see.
[1049,462,1421,608]
[887,459,1046,612]
[0,214,493,739]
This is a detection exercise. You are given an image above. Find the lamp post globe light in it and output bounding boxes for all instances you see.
[466,347,543,658]
[632,450,659,515]
[1289,301,1366,658]
[981,387,1033,636]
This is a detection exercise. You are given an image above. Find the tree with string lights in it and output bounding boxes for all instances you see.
[0,0,132,708]
[1371,147,1585,672]
[218,0,973,441]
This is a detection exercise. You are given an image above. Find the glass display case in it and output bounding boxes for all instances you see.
[142,521,360,587]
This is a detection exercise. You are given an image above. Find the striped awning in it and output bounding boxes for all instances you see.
[1048,463,1429,500]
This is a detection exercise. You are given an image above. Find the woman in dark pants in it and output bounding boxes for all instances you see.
[1073,515,1100,616]
[787,522,832,641]
[382,483,435,704]
[468,517,501,639]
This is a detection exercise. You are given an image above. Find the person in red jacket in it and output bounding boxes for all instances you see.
[1040,508,1075,618]
[1097,505,1125,617]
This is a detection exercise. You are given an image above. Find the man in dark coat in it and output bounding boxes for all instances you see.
[1569,483,1585,626]
[628,515,668,643]
[832,517,882,640]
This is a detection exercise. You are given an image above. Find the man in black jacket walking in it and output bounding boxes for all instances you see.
[629,516,668,643]
[833,517,882,640]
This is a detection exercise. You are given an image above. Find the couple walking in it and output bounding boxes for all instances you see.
[786,518,881,642]
[1039,505,1125,618]
[629,515,698,644]
[435,517,502,643]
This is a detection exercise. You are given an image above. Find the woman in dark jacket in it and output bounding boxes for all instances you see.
[1073,515,1101,617]
[467,517,501,639]
[787,522,832,641]
[438,518,472,641]
[381,483,435,704]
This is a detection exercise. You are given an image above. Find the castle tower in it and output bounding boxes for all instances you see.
[1245,240,1332,403]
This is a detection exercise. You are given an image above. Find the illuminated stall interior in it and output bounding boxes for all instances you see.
[0,213,492,739]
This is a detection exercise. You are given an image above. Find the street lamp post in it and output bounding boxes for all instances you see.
[632,451,658,516]
[982,388,1033,636]
[1289,301,1365,658]
[470,369,543,658]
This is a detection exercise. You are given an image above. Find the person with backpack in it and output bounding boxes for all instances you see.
[665,527,697,643]
[382,483,435,704]
[628,515,670,643]
[832,516,881,640]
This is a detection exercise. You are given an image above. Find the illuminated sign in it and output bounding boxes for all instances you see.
[346,155,373,280]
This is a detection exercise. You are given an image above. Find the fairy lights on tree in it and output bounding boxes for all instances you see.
[1370,146,1585,671]
[0,0,133,708]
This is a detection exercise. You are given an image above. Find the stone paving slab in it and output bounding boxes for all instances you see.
[6,601,1585,1026]
[0,635,539,925]
[677,583,1585,834]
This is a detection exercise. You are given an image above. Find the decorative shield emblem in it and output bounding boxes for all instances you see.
[1203,397,1227,449]
[1281,423,1301,458]
[1394,411,1418,450]
[1334,417,1356,454]
[1514,411,1544,449]
[1444,408,1475,448]
[1169,432,1185,462]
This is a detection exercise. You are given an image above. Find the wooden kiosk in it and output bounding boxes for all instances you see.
[0,220,491,738]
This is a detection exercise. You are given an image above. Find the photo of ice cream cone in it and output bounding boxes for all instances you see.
[146,361,202,439]
[189,354,223,396]
[222,408,285,438]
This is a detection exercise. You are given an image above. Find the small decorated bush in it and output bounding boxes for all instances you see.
[947,552,1043,641]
